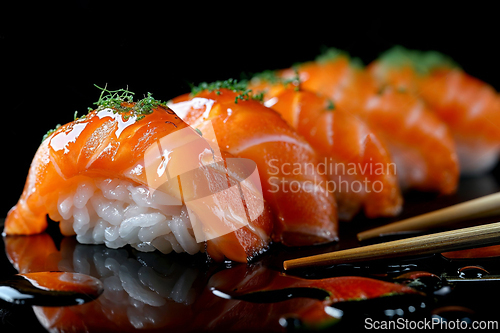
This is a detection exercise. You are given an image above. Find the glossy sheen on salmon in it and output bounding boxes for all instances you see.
[369,47,500,174]
[362,86,459,193]
[4,105,273,263]
[248,80,402,220]
[278,55,459,194]
[169,89,338,246]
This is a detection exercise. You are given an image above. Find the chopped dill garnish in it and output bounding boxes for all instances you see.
[94,84,135,112]
[315,47,349,64]
[251,70,281,84]
[93,84,168,115]
[42,124,61,143]
[377,46,459,74]
[283,67,301,91]
[41,84,169,143]
[251,68,301,92]
[191,79,248,96]
[234,88,253,103]
[326,99,335,111]
[190,79,263,104]
[251,91,265,103]
[73,110,87,121]
[315,47,364,69]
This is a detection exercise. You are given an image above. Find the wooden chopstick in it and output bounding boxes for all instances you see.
[283,221,500,270]
[357,192,500,242]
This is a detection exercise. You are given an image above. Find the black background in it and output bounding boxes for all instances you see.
[2,3,500,332]
[1,3,500,215]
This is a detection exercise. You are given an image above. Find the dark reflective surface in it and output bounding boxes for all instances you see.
[3,4,500,332]
[2,169,500,332]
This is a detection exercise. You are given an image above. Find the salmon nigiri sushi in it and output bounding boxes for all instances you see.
[168,80,338,246]
[4,87,274,263]
[248,77,402,221]
[361,85,459,194]
[277,48,369,110]
[369,46,500,175]
[277,49,459,195]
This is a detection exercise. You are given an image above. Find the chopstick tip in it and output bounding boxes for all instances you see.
[356,230,373,242]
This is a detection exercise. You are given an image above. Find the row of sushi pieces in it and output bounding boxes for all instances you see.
[5,46,500,263]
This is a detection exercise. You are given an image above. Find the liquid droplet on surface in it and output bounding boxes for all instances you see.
[457,266,490,279]
[211,287,330,303]
[0,272,103,306]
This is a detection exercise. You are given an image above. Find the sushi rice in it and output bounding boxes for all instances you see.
[57,177,203,255]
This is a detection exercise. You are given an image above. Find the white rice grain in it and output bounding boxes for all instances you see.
[58,194,74,220]
[59,177,203,255]
[151,237,174,254]
[73,206,90,234]
[138,220,171,243]
[169,215,199,255]
[74,180,96,208]
[119,213,167,239]
[92,219,106,243]
[98,179,131,202]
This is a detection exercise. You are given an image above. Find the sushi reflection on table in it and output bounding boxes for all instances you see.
[3,234,421,332]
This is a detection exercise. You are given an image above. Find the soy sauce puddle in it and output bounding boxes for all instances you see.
[212,287,330,303]
[0,272,103,306]
[212,287,341,330]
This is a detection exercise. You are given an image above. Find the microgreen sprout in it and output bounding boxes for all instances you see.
[190,79,263,104]
[41,84,169,142]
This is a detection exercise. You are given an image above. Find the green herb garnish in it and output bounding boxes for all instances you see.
[251,91,265,103]
[251,70,281,84]
[315,47,364,69]
[190,79,263,104]
[93,84,135,111]
[42,124,61,143]
[234,88,253,103]
[326,99,335,111]
[251,68,301,92]
[377,46,459,75]
[315,47,349,64]
[283,67,301,91]
[191,79,248,96]
[41,85,169,142]
[93,84,167,116]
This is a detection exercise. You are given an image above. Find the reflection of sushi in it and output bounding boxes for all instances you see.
[4,87,274,263]
[369,46,500,175]
[5,234,207,332]
[248,78,402,220]
[276,49,459,194]
[169,82,338,246]
[197,262,419,331]
[4,233,419,332]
